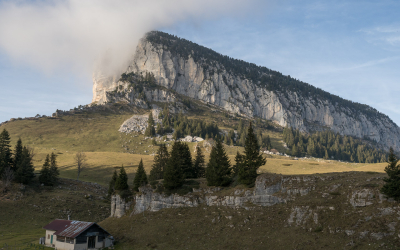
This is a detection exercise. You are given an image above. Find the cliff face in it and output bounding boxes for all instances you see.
[92,34,400,151]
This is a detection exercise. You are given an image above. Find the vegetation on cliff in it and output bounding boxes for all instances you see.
[282,127,387,163]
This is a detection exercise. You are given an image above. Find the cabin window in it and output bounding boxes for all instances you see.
[76,236,87,244]
[66,237,74,244]
[47,234,50,239]
[98,236,104,242]
[56,236,65,242]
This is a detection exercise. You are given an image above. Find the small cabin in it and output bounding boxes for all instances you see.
[43,219,113,250]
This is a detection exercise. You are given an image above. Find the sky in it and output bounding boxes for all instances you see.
[0,0,399,126]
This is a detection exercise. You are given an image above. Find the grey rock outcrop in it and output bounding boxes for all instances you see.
[110,195,132,218]
[92,33,400,151]
[133,186,201,214]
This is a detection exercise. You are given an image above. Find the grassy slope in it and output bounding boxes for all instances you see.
[0,104,388,187]
[0,178,110,246]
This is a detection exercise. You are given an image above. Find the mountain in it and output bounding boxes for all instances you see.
[92,31,400,152]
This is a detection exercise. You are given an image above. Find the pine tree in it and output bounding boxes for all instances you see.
[149,144,169,181]
[193,146,205,178]
[13,138,23,171]
[133,159,148,191]
[163,142,185,190]
[206,139,231,186]
[108,170,118,196]
[50,152,59,183]
[39,155,53,186]
[381,148,400,200]
[233,151,243,176]
[324,149,329,160]
[115,166,129,191]
[179,143,194,179]
[14,147,35,184]
[144,112,156,136]
[238,123,266,186]
[0,129,12,176]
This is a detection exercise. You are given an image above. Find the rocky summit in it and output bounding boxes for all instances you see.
[92,31,400,152]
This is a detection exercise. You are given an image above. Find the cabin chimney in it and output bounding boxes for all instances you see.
[68,215,70,220]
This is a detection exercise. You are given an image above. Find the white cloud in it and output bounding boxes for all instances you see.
[0,0,264,77]
[360,24,400,48]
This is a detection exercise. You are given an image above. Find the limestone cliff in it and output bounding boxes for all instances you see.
[92,31,400,151]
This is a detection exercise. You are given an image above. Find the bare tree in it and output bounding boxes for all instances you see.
[2,167,14,192]
[74,152,87,180]
[26,146,36,160]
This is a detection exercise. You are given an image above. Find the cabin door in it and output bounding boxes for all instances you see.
[50,235,53,244]
[88,236,96,249]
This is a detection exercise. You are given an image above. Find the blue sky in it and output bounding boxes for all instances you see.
[1,0,400,125]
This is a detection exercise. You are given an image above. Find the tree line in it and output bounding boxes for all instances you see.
[0,129,59,189]
[282,127,387,163]
[108,123,266,196]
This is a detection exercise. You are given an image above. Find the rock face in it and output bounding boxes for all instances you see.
[110,172,400,244]
[113,173,318,216]
[110,195,132,218]
[92,32,400,151]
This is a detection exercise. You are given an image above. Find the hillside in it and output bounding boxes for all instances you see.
[92,31,400,152]
[0,178,109,246]
[100,171,400,250]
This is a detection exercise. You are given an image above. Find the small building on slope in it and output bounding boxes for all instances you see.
[43,219,113,250]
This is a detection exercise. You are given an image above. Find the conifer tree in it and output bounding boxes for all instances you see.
[381,148,400,200]
[39,155,53,186]
[0,129,12,176]
[50,152,59,183]
[238,123,266,186]
[108,170,118,196]
[324,149,329,160]
[179,143,194,179]
[193,146,205,178]
[233,151,243,176]
[149,144,169,181]
[163,142,185,190]
[133,159,148,191]
[115,166,129,191]
[13,138,23,171]
[144,112,156,136]
[206,139,231,186]
[15,147,35,184]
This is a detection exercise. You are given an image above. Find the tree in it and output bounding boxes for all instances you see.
[14,147,35,184]
[2,166,14,190]
[193,146,205,178]
[206,139,231,186]
[0,129,12,176]
[133,159,148,191]
[74,152,87,180]
[108,170,118,196]
[233,151,244,176]
[163,142,185,190]
[39,155,54,186]
[179,143,194,179]
[13,138,23,171]
[144,112,156,136]
[238,123,266,186]
[115,166,129,191]
[149,144,169,181]
[381,148,400,200]
[50,152,59,183]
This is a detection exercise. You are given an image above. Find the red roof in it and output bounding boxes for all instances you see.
[43,219,94,238]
